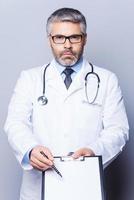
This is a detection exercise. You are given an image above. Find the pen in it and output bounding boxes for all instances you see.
[40,151,62,178]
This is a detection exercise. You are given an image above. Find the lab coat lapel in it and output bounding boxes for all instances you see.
[45,62,67,96]
[45,59,92,98]
[66,60,92,96]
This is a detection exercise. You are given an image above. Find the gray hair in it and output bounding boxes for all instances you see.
[46,8,87,35]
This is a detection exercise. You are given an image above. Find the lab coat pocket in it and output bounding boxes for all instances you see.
[82,99,103,107]
[77,97,103,136]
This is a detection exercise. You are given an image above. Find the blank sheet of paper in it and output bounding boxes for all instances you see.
[43,156,104,200]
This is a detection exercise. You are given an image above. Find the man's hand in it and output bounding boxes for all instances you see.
[29,145,54,171]
[72,148,95,159]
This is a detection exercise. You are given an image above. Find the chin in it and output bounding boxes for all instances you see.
[58,58,78,67]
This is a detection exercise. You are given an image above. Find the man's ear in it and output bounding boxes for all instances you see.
[48,35,54,50]
[47,35,51,45]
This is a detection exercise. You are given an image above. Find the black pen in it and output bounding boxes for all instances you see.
[40,151,62,178]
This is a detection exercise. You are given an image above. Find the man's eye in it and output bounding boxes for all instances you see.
[71,35,78,39]
[55,35,64,40]
[71,35,80,39]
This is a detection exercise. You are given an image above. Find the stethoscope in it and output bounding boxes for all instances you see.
[37,62,100,106]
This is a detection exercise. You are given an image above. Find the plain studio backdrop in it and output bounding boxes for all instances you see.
[0,1,133,200]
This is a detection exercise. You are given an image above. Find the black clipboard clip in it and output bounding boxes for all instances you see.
[60,156,85,162]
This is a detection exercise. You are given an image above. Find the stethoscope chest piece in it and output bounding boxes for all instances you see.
[38,95,48,105]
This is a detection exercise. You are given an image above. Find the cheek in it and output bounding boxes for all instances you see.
[73,45,84,54]
[51,45,61,56]
[52,43,63,51]
[49,40,61,54]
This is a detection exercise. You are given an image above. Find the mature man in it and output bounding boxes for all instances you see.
[4,7,129,200]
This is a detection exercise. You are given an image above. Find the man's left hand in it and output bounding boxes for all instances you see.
[72,148,95,159]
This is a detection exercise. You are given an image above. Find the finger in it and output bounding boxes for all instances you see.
[84,152,91,156]
[40,152,54,166]
[72,148,95,159]
[42,148,54,161]
[30,160,50,171]
[30,146,54,167]
[30,156,50,168]
[72,150,82,159]
[31,151,53,166]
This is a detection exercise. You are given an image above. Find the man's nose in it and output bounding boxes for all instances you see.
[64,38,72,48]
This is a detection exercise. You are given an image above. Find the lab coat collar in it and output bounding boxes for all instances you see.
[44,58,92,98]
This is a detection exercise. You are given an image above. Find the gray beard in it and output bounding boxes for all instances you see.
[55,57,77,67]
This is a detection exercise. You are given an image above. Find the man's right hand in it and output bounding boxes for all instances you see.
[29,145,54,171]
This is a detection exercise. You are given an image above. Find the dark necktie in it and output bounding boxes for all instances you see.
[63,68,74,89]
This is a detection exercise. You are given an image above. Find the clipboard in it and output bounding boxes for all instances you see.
[41,156,105,200]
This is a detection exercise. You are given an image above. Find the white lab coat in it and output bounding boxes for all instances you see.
[4,59,129,200]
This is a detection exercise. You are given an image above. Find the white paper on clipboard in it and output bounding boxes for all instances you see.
[41,156,105,200]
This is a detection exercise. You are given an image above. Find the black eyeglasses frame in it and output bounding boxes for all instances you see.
[50,34,84,44]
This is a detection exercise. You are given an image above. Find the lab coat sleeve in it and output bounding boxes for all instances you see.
[4,70,39,170]
[89,73,129,167]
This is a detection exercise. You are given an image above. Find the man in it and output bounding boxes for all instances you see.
[4,8,129,200]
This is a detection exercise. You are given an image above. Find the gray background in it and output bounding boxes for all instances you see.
[0,0,133,199]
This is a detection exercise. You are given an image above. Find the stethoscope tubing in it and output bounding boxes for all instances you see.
[42,63,50,95]
[38,62,100,105]
[85,63,100,104]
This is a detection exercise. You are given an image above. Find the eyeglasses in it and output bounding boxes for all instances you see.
[50,34,83,44]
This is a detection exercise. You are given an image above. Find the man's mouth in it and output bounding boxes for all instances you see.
[62,51,73,56]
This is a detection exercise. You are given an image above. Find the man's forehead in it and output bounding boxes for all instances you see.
[49,21,82,35]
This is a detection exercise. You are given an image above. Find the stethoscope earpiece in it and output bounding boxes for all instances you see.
[37,95,48,105]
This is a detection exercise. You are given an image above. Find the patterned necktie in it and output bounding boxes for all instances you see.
[63,68,74,89]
